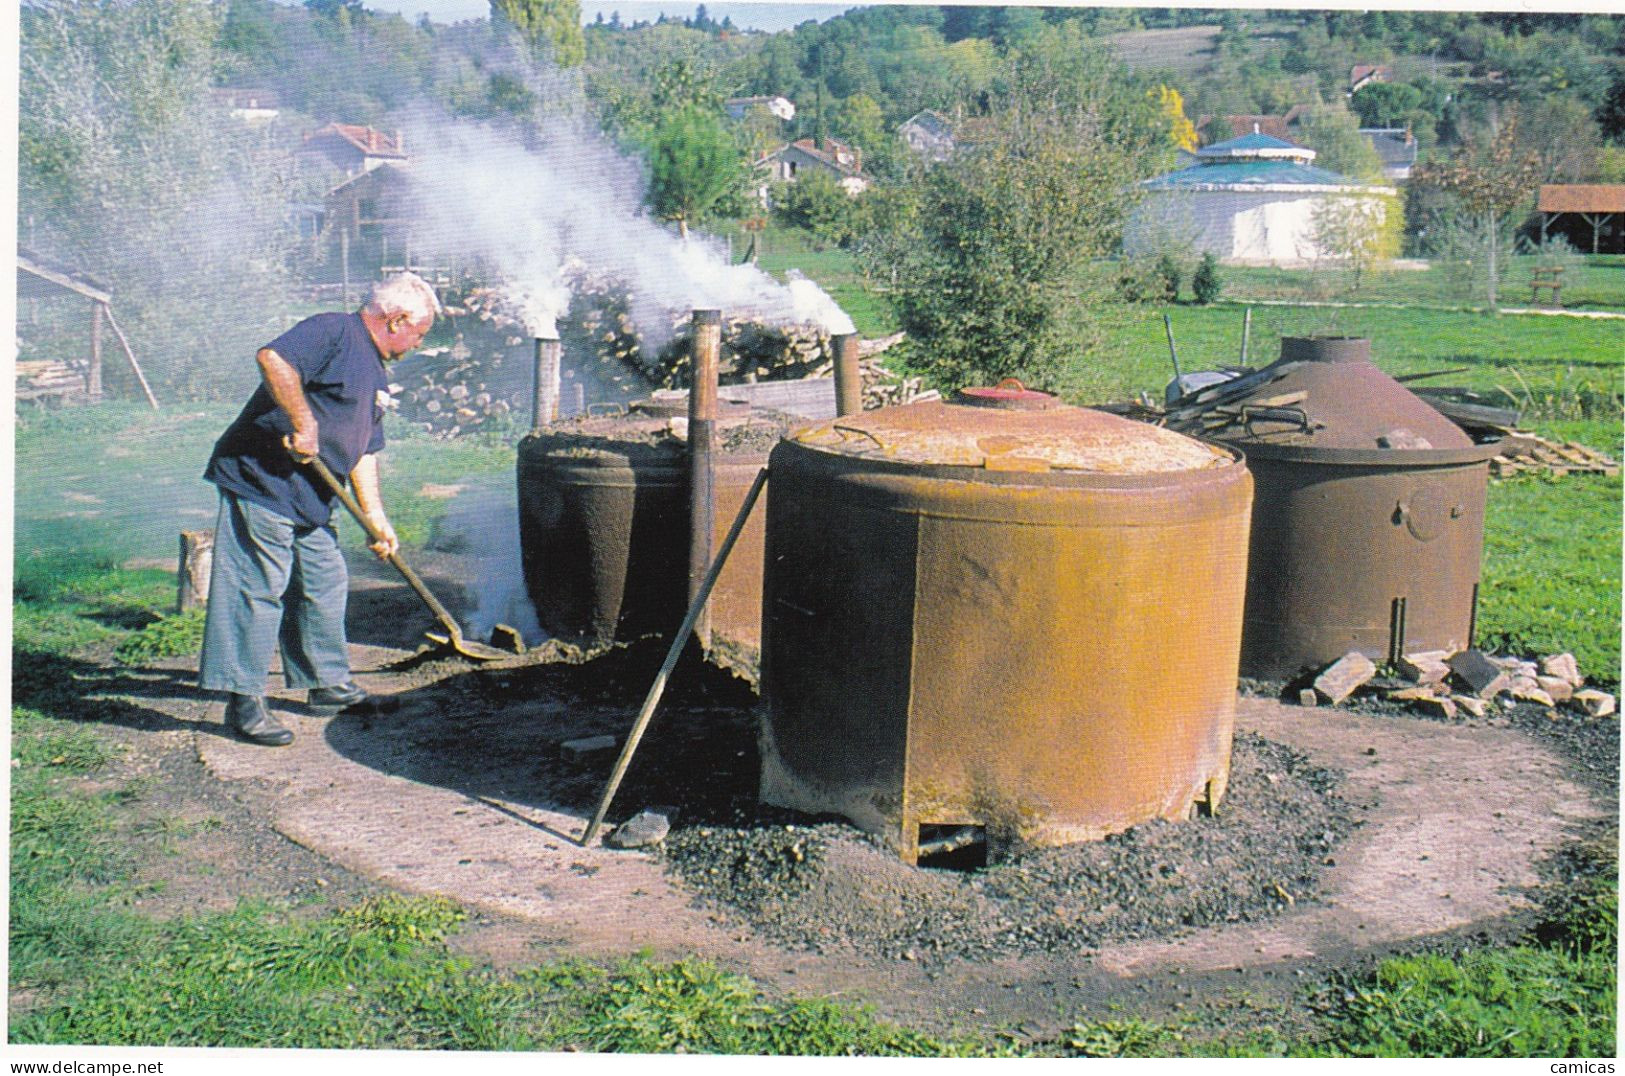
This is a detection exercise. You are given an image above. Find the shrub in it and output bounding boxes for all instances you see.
[1155,253,1182,301]
[1192,252,1222,304]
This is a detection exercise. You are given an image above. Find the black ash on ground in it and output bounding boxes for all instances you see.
[660,732,1352,963]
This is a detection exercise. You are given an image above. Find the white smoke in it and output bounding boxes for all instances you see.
[429,484,546,647]
[403,109,855,346]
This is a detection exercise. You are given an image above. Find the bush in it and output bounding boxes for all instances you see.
[1192,252,1222,304]
[1155,254,1182,301]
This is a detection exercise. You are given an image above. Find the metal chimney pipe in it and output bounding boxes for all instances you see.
[532,336,561,432]
[570,381,585,418]
[688,309,723,649]
[832,332,862,417]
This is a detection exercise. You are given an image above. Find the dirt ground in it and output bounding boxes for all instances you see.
[83,547,1616,1043]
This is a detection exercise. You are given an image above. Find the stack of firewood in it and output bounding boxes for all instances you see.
[16,359,88,403]
[387,339,519,437]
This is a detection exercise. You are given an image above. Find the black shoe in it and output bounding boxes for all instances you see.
[307,681,370,713]
[226,694,294,747]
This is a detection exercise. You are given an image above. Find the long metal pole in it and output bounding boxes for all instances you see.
[1240,307,1253,366]
[832,331,862,417]
[688,309,722,651]
[532,336,561,432]
[581,466,770,847]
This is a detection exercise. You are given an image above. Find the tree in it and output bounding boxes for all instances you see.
[490,0,585,67]
[861,37,1158,388]
[773,169,861,248]
[1156,85,1199,153]
[642,105,745,237]
[21,0,296,401]
[1412,118,1543,308]
[1308,192,1403,293]
[1296,105,1386,183]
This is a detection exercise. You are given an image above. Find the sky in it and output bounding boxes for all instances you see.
[360,0,859,31]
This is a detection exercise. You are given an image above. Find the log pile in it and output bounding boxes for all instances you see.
[392,273,910,436]
[16,359,89,404]
[386,338,518,437]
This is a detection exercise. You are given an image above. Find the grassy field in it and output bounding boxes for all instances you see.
[1221,255,1625,313]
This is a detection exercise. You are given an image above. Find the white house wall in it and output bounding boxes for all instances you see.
[1127,189,1388,267]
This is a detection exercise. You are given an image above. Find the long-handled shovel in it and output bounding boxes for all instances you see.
[307,456,508,662]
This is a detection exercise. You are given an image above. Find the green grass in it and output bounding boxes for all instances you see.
[1220,255,1625,313]
[1478,461,1623,682]
[1064,301,1623,409]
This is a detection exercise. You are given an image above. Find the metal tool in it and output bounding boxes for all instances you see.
[307,456,508,662]
[580,465,771,847]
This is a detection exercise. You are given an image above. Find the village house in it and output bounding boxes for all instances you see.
[298,123,407,177]
[1349,63,1393,95]
[1359,127,1419,182]
[725,95,796,123]
[209,87,280,125]
[758,137,869,195]
[1125,132,1397,267]
[897,109,956,162]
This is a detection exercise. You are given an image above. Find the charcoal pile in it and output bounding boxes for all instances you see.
[661,731,1351,961]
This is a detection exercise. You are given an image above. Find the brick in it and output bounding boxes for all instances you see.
[1452,695,1487,719]
[1298,688,1319,708]
[560,734,618,760]
[1535,676,1575,703]
[1510,683,1556,708]
[1387,686,1441,702]
[1413,695,1458,720]
[1540,653,1583,688]
[1447,650,1511,699]
[1314,652,1377,705]
[606,809,671,849]
[1573,689,1617,719]
[1396,650,1452,685]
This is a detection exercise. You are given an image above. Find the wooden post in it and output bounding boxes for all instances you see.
[178,529,214,612]
[102,307,159,410]
[88,301,104,399]
[340,229,351,308]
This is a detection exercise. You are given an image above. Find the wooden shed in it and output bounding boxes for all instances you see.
[1537,185,1625,255]
[17,248,157,408]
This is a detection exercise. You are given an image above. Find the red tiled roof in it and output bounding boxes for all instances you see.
[1538,185,1625,214]
[303,123,405,158]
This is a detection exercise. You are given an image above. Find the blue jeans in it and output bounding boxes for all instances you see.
[197,492,352,697]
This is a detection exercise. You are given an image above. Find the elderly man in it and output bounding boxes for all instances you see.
[198,273,438,746]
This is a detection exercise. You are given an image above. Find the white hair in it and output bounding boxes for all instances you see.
[368,272,440,321]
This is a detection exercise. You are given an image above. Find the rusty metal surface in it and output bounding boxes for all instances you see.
[516,422,768,664]
[953,378,1062,410]
[689,310,723,647]
[760,408,1254,863]
[1192,337,1496,679]
[794,398,1233,475]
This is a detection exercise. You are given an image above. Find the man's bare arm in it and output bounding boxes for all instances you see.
[349,453,399,559]
[258,347,318,461]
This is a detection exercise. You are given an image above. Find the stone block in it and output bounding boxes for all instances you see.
[1314,652,1377,705]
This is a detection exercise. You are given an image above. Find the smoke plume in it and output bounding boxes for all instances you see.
[405,109,854,346]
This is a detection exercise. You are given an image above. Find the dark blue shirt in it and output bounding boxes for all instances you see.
[205,312,389,528]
